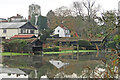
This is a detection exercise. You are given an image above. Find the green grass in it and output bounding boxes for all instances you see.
[43,50,97,54]
[0,52,30,56]
[0,50,97,56]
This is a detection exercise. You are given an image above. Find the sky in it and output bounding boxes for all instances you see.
[0,0,120,19]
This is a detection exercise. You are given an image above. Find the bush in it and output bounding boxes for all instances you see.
[43,47,59,52]
[77,40,94,50]
[106,41,116,49]
[3,39,32,53]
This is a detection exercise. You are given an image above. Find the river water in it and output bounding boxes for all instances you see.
[0,51,119,79]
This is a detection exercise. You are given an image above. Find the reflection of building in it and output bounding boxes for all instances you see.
[0,68,28,79]
[28,4,41,20]
[0,22,38,39]
[9,14,27,22]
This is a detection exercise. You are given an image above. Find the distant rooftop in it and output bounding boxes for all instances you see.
[10,14,23,18]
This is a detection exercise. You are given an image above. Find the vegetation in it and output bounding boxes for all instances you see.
[43,47,59,52]
[0,52,30,56]
[30,15,48,30]
[43,50,97,54]
[77,40,93,50]
[39,29,54,42]
[3,39,32,53]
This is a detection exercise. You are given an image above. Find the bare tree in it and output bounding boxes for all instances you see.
[54,6,72,17]
[83,0,100,21]
[73,1,83,16]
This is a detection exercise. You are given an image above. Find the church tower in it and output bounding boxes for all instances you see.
[28,4,41,20]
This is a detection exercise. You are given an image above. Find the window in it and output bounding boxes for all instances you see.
[58,30,59,32]
[21,29,26,34]
[3,29,6,33]
[21,29,23,33]
[30,30,34,34]
[27,30,29,33]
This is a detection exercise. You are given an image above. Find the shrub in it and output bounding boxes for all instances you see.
[77,40,93,50]
[106,41,116,49]
[3,39,32,53]
[43,47,59,52]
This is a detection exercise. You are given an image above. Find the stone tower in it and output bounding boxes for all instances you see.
[28,4,41,20]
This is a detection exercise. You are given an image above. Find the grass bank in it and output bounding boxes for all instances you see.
[0,52,30,56]
[43,50,97,54]
[0,50,97,56]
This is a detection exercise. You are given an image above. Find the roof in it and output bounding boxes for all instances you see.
[60,24,68,30]
[0,68,27,74]
[0,22,37,29]
[0,18,7,20]
[10,14,23,18]
[20,22,37,29]
[0,22,26,29]
[11,35,36,39]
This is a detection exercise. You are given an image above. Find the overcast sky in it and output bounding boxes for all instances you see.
[0,0,120,19]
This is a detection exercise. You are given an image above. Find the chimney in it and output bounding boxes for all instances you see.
[60,21,64,28]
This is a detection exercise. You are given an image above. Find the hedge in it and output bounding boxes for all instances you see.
[43,47,59,52]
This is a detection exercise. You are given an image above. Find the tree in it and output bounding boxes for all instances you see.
[54,6,73,17]
[40,29,54,42]
[99,11,117,34]
[30,14,48,31]
[47,10,57,28]
[37,16,48,30]
[47,10,55,21]
[83,0,100,22]
[30,14,36,25]
[73,1,83,16]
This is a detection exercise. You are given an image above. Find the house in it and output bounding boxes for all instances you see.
[53,24,71,37]
[0,18,8,22]
[0,22,38,39]
[9,14,27,22]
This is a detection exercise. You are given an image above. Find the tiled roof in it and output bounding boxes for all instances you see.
[11,35,35,39]
[60,24,68,30]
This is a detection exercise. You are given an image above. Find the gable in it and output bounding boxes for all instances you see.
[20,22,37,30]
[55,26,64,31]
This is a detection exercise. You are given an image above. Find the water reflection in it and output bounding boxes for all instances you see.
[0,51,119,79]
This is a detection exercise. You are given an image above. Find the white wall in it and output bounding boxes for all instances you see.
[0,28,38,39]
[6,29,19,39]
[54,26,71,37]
[0,29,19,39]
[54,26,65,37]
